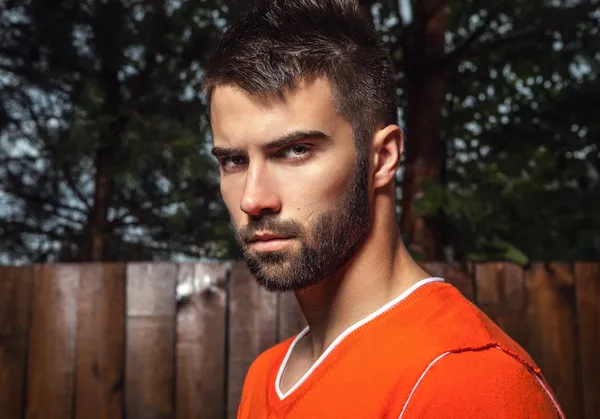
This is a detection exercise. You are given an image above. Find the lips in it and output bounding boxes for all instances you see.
[249,232,290,242]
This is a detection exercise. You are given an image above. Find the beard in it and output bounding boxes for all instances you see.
[233,155,371,292]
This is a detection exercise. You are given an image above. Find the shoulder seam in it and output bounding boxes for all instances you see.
[398,351,452,418]
[398,347,565,419]
[490,346,565,419]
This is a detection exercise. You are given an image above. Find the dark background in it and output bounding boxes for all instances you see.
[1,0,599,265]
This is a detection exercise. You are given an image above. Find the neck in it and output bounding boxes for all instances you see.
[294,223,431,361]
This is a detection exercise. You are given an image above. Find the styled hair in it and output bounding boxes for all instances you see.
[202,0,397,155]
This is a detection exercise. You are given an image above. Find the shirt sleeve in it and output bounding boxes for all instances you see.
[400,347,564,418]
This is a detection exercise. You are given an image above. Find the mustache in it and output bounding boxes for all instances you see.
[236,217,305,244]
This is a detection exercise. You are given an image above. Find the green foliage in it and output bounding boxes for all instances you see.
[0,0,237,262]
[0,0,598,263]
[407,0,600,262]
[437,0,600,262]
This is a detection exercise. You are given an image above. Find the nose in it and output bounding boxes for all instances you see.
[240,163,281,217]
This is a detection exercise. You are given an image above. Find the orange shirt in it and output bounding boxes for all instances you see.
[237,278,564,418]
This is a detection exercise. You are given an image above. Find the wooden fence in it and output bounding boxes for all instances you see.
[0,262,598,419]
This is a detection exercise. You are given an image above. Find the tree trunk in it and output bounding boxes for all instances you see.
[81,0,126,261]
[85,75,124,262]
[400,0,448,260]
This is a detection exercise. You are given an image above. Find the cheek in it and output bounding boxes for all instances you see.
[323,167,353,200]
[318,155,355,198]
[287,159,354,214]
[220,181,243,220]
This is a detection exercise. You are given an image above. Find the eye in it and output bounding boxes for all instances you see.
[279,144,311,159]
[220,155,247,171]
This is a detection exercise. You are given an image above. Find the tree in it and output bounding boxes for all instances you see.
[0,0,238,262]
[1,0,598,264]
[371,0,599,261]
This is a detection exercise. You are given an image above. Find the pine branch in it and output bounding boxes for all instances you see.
[60,163,92,211]
[0,220,73,242]
[3,180,88,216]
[443,0,599,66]
[445,0,510,64]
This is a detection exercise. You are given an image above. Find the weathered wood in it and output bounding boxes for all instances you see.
[524,263,583,419]
[0,266,34,419]
[421,261,474,301]
[227,262,278,419]
[0,261,598,419]
[475,263,528,347]
[420,261,445,278]
[125,263,177,419]
[176,263,227,419]
[444,263,474,302]
[26,265,80,419]
[277,292,306,342]
[575,263,600,419]
[75,263,125,419]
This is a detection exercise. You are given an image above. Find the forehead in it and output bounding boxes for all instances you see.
[209,78,346,145]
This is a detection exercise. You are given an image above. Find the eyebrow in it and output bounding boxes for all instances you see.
[211,129,331,159]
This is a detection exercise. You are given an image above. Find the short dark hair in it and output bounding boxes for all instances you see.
[203,0,397,155]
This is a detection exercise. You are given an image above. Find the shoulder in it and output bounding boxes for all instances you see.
[399,347,564,418]
[409,283,536,365]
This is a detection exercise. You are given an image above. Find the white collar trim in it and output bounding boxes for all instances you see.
[275,277,445,400]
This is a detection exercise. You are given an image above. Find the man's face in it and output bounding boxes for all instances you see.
[210,79,371,292]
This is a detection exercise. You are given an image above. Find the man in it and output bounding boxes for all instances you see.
[203,0,564,417]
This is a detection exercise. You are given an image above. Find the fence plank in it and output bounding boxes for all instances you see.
[26,265,80,419]
[277,292,306,342]
[420,261,445,279]
[421,262,474,301]
[444,263,474,302]
[475,263,528,347]
[227,262,277,419]
[1,260,595,419]
[524,263,583,419]
[75,263,125,419]
[176,263,227,419]
[575,263,600,419]
[126,263,177,419]
[0,266,34,419]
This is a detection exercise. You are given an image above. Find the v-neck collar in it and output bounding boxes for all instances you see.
[274,277,445,400]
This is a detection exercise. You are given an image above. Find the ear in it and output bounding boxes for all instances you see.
[371,125,404,189]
